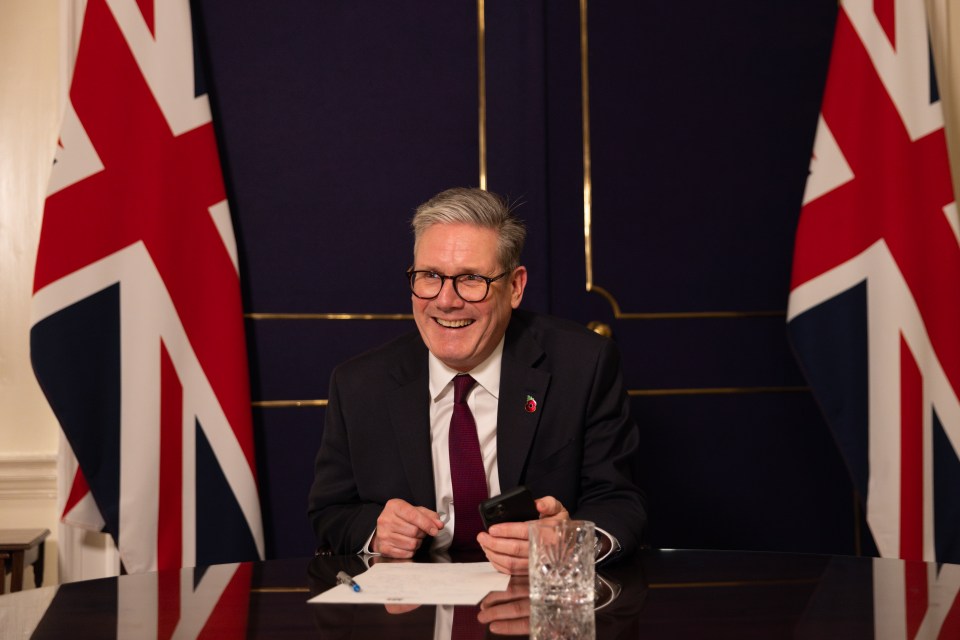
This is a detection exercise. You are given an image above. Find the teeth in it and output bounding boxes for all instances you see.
[436,318,473,328]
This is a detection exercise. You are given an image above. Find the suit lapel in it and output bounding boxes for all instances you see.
[386,343,437,509]
[497,318,549,490]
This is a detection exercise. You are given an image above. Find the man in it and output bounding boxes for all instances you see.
[308,187,645,574]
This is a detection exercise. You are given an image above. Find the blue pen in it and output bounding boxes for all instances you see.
[336,570,361,592]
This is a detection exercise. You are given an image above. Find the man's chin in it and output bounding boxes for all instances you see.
[430,344,480,371]
[435,354,475,371]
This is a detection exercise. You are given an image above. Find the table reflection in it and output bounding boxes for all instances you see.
[3,549,960,638]
[306,553,646,639]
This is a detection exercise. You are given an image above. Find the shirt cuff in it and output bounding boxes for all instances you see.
[595,526,621,564]
[360,529,381,556]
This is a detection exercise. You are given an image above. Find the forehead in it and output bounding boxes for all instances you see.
[414,223,499,269]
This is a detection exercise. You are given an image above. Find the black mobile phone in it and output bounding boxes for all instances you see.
[479,486,539,529]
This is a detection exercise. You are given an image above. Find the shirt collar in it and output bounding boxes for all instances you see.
[428,337,504,402]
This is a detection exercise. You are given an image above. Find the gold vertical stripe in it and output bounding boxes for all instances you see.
[477,0,488,190]
[580,0,593,291]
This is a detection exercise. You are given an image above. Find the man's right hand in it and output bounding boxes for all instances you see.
[372,498,445,558]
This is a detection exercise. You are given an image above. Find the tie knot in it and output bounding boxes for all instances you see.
[453,374,476,404]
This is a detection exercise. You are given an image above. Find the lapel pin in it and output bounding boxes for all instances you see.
[525,395,537,413]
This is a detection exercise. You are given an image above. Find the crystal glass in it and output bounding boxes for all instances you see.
[528,519,596,605]
[529,602,596,639]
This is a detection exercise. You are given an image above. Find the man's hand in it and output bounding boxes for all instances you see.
[477,496,569,575]
[478,576,531,635]
[372,498,444,558]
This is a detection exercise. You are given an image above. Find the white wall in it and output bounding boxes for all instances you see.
[0,0,63,589]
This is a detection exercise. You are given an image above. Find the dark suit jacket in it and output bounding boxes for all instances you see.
[307,309,646,557]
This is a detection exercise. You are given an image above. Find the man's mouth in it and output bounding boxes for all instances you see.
[435,318,474,329]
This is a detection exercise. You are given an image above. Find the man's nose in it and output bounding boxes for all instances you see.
[434,277,464,307]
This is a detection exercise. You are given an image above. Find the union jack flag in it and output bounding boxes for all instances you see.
[788,0,960,569]
[30,0,264,572]
[26,562,253,638]
[873,557,960,638]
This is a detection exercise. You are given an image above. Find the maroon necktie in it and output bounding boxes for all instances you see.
[449,374,488,550]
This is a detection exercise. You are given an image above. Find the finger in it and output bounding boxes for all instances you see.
[374,518,428,549]
[478,530,528,557]
[479,590,530,610]
[376,539,419,558]
[377,518,430,542]
[378,500,439,540]
[480,582,529,607]
[384,603,422,615]
[388,500,442,536]
[485,521,529,539]
[488,618,531,636]
[477,597,530,622]
[372,529,423,557]
[483,548,529,576]
[373,526,424,556]
[413,506,445,535]
[534,496,568,518]
[479,534,530,575]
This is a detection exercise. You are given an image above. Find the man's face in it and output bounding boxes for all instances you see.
[412,223,526,372]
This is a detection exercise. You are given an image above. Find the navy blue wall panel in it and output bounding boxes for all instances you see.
[585,0,836,313]
[198,1,483,314]
[633,393,854,554]
[253,406,324,558]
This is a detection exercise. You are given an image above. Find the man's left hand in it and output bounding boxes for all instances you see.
[477,495,569,575]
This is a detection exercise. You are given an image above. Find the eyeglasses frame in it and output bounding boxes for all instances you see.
[406,269,510,303]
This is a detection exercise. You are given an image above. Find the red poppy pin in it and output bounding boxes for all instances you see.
[525,395,537,413]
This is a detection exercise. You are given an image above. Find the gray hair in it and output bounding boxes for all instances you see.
[411,187,526,272]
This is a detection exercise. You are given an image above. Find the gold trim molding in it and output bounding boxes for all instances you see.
[629,386,807,397]
[246,313,412,321]
[251,387,809,408]
[252,399,328,408]
[477,0,488,189]
[580,0,595,291]
[649,577,819,590]
[589,286,785,320]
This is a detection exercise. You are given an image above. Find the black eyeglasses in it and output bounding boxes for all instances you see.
[407,270,508,302]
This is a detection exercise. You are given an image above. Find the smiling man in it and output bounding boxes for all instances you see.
[308,187,646,574]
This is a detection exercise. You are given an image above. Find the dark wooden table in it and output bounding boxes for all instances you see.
[3,548,956,637]
[0,528,50,593]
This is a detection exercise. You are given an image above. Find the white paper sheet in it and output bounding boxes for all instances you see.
[308,562,510,605]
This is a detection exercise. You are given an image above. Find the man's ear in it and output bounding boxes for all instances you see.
[510,266,527,308]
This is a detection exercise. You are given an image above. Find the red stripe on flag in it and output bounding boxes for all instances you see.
[158,568,181,640]
[900,335,924,563]
[874,0,896,50]
[62,467,91,519]
[939,584,960,639]
[903,561,929,640]
[196,564,253,639]
[158,342,183,572]
[135,0,155,38]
